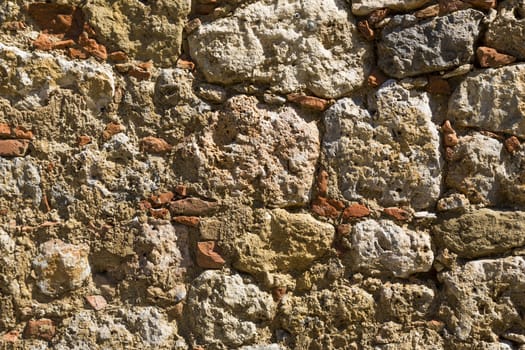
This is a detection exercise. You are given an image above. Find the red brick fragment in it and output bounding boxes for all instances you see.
[78,32,107,61]
[383,207,410,221]
[175,185,187,197]
[78,135,91,147]
[0,140,29,157]
[150,208,170,219]
[68,47,88,59]
[138,200,152,211]
[150,191,174,206]
[102,122,125,140]
[14,127,33,140]
[317,170,329,196]
[476,46,516,68]
[108,51,128,62]
[140,136,172,154]
[170,198,218,216]
[173,216,200,227]
[442,120,458,147]
[33,33,54,51]
[26,3,74,34]
[368,68,388,88]
[311,197,342,219]
[128,66,152,80]
[177,59,196,70]
[287,94,330,111]
[85,295,107,311]
[438,0,471,14]
[505,136,521,154]
[0,124,11,138]
[196,241,225,269]
[426,76,451,95]
[2,330,19,342]
[337,224,352,236]
[24,319,55,341]
[342,203,370,220]
[357,20,374,41]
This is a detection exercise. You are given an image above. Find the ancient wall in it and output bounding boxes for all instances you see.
[0,0,524,349]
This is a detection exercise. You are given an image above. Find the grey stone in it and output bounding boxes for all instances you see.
[352,0,430,15]
[187,270,275,348]
[378,9,483,78]
[351,220,433,278]
[188,0,373,99]
[449,64,525,138]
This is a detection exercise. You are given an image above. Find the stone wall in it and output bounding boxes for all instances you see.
[0,0,524,349]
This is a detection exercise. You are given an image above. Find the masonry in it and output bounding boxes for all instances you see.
[0,0,524,349]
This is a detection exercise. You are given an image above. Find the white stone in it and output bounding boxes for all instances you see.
[352,0,430,15]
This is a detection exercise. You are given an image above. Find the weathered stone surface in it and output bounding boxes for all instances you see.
[449,64,525,138]
[169,198,218,216]
[378,282,436,323]
[378,9,483,78]
[485,0,525,60]
[188,0,373,99]
[446,134,525,206]
[24,319,56,341]
[433,209,525,258]
[352,0,430,15]
[323,82,442,210]
[82,0,190,66]
[174,95,320,207]
[439,257,525,345]
[279,285,375,348]
[187,270,275,348]
[32,239,91,296]
[350,220,433,278]
[235,209,335,278]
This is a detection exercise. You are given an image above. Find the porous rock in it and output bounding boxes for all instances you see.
[485,0,525,60]
[323,81,442,210]
[378,9,483,78]
[188,0,373,99]
[433,209,525,258]
[449,64,525,138]
[174,95,319,207]
[32,239,91,296]
[352,0,431,15]
[187,270,275,348]
[350,219,433,278]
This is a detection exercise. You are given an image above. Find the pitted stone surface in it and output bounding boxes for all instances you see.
[188,0,373,99]
[378,9,483,78]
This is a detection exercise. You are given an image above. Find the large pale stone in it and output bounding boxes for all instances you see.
[378,9,483,78]
[352,0,430,15]
[187,271,275,348]
[446,134,525,206]
[32,239,91,296]
[234,209,335,277]
[188,0,372,99]
[485,0,525,60]
[323,82,441,210]
[174,95,320,207]
[433,209,525,258]
[439,257,525,344]
[82,0,190,66]
[351,220,433,278]
[449,65,525,138]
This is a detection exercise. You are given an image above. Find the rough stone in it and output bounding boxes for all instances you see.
[32,239,90,296]
[350,219,433,278]
[449,64,525,138]
[82,0,190,66]
[174,95,320,207]
[322,82,442,210]
[433,209,525,258]
[169,198,218,216]
[485,0,525,60]
[187,270,275,348]
[378,282,436,323]
[378,9,483,78]
[188,0,373,99]
[352,0,431,15]
[439,257,525,345]
[235,209,335,277]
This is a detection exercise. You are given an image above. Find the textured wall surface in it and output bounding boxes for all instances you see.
[0,0,524,349]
